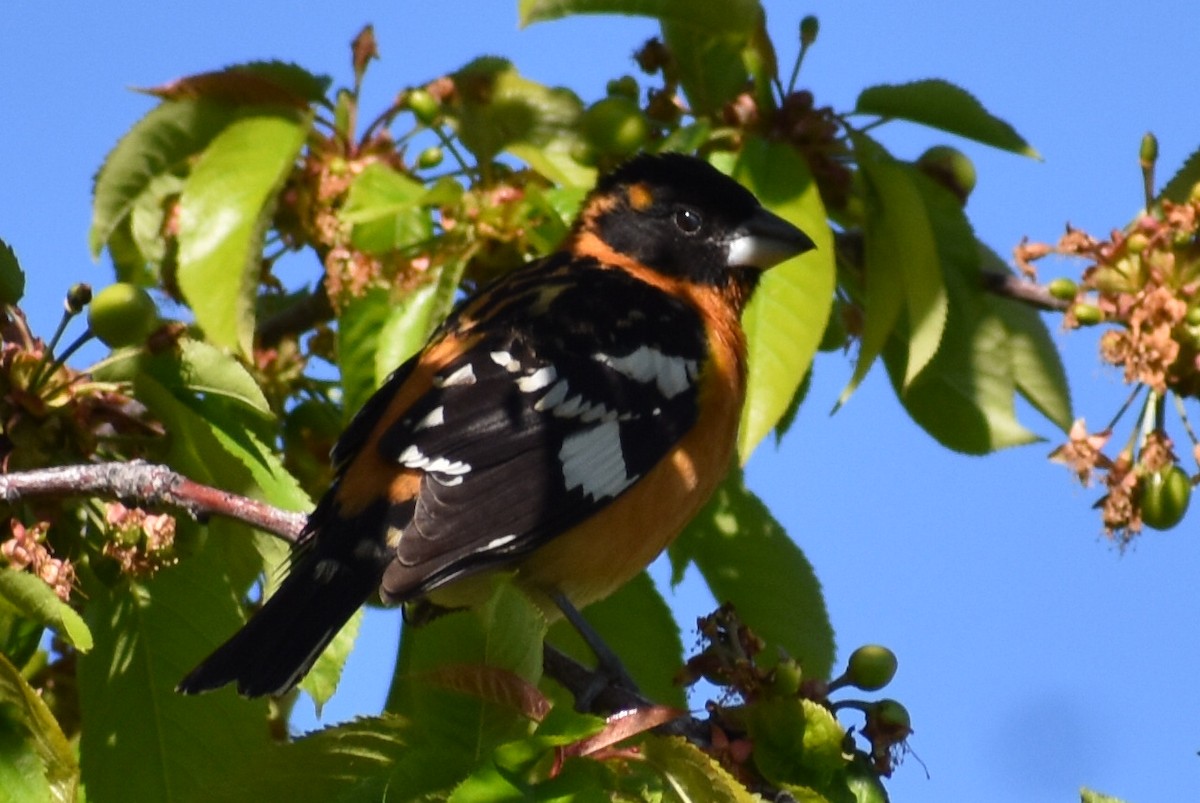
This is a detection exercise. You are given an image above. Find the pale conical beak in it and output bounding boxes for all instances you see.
[726,207,816,270]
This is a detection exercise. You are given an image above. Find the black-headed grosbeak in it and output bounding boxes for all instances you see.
[178,152,815,697]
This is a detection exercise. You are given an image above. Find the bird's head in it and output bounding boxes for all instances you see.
[570,152,816,294]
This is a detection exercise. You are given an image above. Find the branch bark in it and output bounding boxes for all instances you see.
[980,270,1069,311]
[0,461,305,543]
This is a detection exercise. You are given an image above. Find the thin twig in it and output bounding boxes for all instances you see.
[0,461,306,543]
[979,271,1069,311]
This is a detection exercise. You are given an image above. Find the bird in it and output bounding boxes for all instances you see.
[177,152,816,698]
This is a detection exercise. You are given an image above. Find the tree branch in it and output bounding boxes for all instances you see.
[979,270,1069,311]
[0,461,305,543]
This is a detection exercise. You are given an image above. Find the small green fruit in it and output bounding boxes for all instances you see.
[65,283,93,314]
[606,75,640,101]
[871,699,912,733]
[770,658,804,696]
[1071,303,1104,325]
[1046,278,1078,301]
[1141,466,1191,531]
[1187,307,1200,327]
[581,96,649,157]
[405,89,440,126]
[846,644,898,691]
[88,283,159,347]
[416,146,444,169]
[916,145,977,204]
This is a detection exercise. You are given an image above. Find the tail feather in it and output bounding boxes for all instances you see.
[177,550,381,697]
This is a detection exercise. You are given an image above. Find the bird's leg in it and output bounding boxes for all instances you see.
[550,592,640,711]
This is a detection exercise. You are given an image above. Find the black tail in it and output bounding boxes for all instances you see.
[177,543,383,698]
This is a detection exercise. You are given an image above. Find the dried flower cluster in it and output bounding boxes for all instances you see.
[1,520,75,601]
[1030,183,1200,541]
[101,502,178,576]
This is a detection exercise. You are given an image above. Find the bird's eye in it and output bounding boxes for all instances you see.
[673,207,703,235]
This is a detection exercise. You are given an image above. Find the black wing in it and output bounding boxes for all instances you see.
[370,257,710,600]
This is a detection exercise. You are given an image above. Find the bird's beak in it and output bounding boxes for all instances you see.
[726,207,816,270]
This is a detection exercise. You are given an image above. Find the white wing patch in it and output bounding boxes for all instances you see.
[517,365,557,393]
[413,406,445,431]
[593,346,698,399]
[434,363,476,388]
[490,350,521,373]
[398,444,471,486]
[559,420,637,501]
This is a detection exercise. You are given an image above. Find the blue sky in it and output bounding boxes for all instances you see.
[3,2,1199,801]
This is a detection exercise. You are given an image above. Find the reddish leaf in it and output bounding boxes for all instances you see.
[416,663,552,723]
[562,705,685,759]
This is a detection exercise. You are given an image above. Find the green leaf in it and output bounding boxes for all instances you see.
[447,58,583,165]
[78,544,272,803]
[177,110,310,355]
[747,698,847,789]
[0,238,24,305]
[669,469,835,680]
[340,163,432,254]
[171,338,272,414]
[661,23,749,115]
[979,244,1073,434]
[840,134,948,405]
[388,580,547,763]
[89,99,245,258]
[727,138,835,460]
[880,178,1067,453]
[856,79,1040,159]
[641,735,757,802]
[337,288,392,424]
[143,61,331,107]
[300,608,363,711]
[519,0,760,33]
[0,570,92,653]
[0,652,78,803]
[194,715,416,803]
[1158,145,1200,203]
[547,571,686,708]
[374,282,442,387]
[0,711,53,803]
[1080,789,1129,803]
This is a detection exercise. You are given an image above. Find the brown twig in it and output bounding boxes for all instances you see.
[256,283,334,347]
[980,270,1069,311]
[0,461,306,543]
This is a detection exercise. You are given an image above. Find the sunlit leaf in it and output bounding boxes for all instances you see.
[78,545,271,803]
[90,99,244,258]
[177,110,310,355]
[840,133,948,406]
[340,163,432,254]
[191,715,416,803]
[725,138,834,460]
[856,79,1040,158]
[0,237,24,305]
[447,58,583,165]
[747,698,846,789]
[1158,145,1200,204]
[0,651,78,802]
[300,608,363,712]
[171,338,272,415]
[0,569,92,653]
[519,0,761,33]
[641,736,757,802]
[881,178,1051,453]
[140,61,331,107]
[670,469,835,679]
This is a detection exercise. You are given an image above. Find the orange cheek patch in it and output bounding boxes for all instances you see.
[627,183,654,211]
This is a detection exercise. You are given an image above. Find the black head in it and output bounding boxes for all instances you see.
[577,152,815,287]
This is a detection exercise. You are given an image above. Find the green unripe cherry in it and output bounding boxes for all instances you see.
[581,96,649,157]
[416,146,444,169]
[405,89,440,126]
[87,283,159,348]
[1141,466,1191,531]
[916,145,977,204]
[1046,278,1078,301]
[846,644,898,691]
